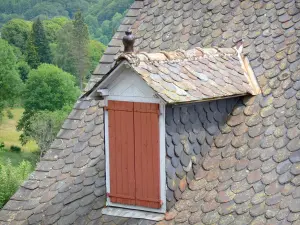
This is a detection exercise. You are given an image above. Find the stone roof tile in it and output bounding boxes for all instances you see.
[3,0,300,224]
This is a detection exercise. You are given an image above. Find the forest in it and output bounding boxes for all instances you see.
[0,0,133,44]
[0,0,133,208]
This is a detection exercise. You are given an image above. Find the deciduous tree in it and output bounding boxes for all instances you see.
[1,19,32,54]
[52,22,76,75]
[17,64,80,145]
[0,39,23,121]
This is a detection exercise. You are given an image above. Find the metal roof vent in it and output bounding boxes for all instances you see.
[122,29,135,53]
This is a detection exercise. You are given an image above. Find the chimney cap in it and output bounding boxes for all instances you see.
[123,29,135,53]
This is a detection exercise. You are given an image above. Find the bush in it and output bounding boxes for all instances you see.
[22,108,71,157]
[0,160,32,208]
[6,110,13,119]
[10,145,21,153]
[0,142,6,152]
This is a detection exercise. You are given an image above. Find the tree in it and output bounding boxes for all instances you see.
[88,40,106,77]
[22,64,80,112]
[0,39,23,121]
[43,16,69,43]
[52,22,76,75]
[32,18,52,64]
[72,11,89,90]
[25,34,39,69]
[17,64,80,145]
[17,61,31,82]
[23,109,70,156]
[1,19,32,54]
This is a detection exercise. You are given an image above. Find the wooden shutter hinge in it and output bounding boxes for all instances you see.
[160,200,163,206]
[107,192,110,197]
[104,106,108,111]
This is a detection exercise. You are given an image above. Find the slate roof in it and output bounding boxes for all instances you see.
[2,0,300,224]
[115,47,260,103]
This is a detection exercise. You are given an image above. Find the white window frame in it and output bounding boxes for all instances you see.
[101,66,167,213]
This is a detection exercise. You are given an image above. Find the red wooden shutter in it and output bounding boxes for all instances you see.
[134,102,161,209]
[108,100,161,209]
[108,100,136,206]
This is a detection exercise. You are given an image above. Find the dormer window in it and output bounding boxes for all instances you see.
[94,45,260,218]
[106,100,162,209]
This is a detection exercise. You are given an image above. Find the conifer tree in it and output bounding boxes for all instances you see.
[32,18,52,64]
[72,11,89,90]
[26,34,39,69]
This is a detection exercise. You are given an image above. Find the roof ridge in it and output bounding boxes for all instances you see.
[117,47,238,65]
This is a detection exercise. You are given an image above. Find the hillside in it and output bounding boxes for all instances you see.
[0,0,134,44]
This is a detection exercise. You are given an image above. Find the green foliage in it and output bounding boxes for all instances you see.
[52,22,76,75]
[0,160,32,208]
[32,18,52,64]
[0,39,24,121]
[42,17,69,43]
[25,34,40,69]
[88,39,106,76]
[23,64,80,112]
[72,11,89,90]
[52,20,105,84]
[24,108,71,155]
[24,2,69,20]
[0,142,6,153]
[6,110,13,119]
[10,145,21,153]
[17,61,31,82]
[1,19,32,54]
[17,64,80,145]
[0,0,133,45]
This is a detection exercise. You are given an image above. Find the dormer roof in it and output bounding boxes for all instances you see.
[112,47,260,103]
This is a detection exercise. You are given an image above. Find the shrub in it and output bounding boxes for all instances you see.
[22,108,70,157]
[0,160,32,208]
[7,110,13,119]
[10,145,21,153]
[0,142,6,152]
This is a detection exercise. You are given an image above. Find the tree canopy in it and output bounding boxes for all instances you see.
[0,39,23,120]
[72,11,89,90]
[31,18,52,64]
[1,19,32,54]
[22,64,80,112]
[17,64,80,145]
[0,0,134,44]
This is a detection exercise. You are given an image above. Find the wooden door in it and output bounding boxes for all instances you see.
[108,100,161,208]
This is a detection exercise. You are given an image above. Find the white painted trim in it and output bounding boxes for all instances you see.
[102,207,165,221]
[104,96,166,214]
[106,95,161,103]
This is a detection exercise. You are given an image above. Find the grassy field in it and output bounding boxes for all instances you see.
[0,108,38,152]
[0,108,39,167]
[0,151,39,167]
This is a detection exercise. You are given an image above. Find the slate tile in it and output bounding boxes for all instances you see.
[174,210,190,223]
[250,202,266,217]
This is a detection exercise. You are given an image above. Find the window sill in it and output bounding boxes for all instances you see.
[101,207,165,221]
